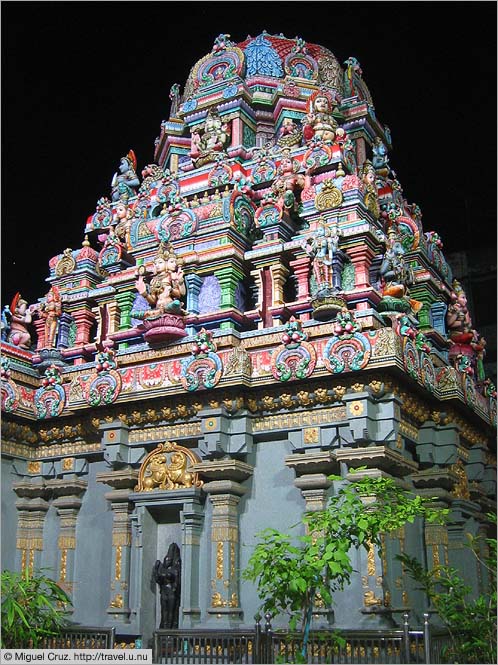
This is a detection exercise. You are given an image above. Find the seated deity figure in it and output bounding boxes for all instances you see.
[190,109,230,166]
[446,279,473,342]
[134,244,187,319]
[271,150,308,212]
[7,293,32,349]
[302,91,343,144]
[111,149,140,202]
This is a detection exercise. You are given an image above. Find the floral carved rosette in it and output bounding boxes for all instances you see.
[34,364,66,419]
[84,349,122,407]
[1,357,19,413]
[271,317,316,382]
[323,308,371,374]
[181,328,223,391]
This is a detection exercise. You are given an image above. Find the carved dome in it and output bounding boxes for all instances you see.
[181,31,344,103]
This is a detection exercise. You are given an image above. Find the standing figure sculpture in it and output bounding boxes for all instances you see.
[6,293,32,349]
[153,543,181,629]
[303,221,340,294]
[38,287,62,349]
[111,149,140,203]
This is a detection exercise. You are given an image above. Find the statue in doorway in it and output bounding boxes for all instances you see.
[153,542,181,629]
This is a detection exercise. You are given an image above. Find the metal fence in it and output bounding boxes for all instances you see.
[153,612,455,664]
[36,626,115,649]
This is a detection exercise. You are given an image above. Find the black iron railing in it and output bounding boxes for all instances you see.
[153,612,454,664]
[37,626,115,649]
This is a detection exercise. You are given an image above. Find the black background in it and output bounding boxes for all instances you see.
[2,2,496,310]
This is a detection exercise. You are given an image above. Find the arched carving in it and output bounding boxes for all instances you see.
[135,441,203,492]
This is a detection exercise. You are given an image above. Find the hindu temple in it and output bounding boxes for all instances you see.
[1,31,496,647]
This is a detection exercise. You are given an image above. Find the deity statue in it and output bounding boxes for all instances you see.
[378,226,422,314]
[189,109,230,167]
[372,137,389,174]
[303,221,341,294]
[153,542,181,629]
[1,305,11,341]
[302,90,342,144]
[111,149,140,202]
[134,244,187,319]
[37,287,62,349]
[271,150,308,214]
[6,293,32,349]
[169,83,180,118]
[446,279,473,343]
[276,117,302,148]
[113,201,134,250]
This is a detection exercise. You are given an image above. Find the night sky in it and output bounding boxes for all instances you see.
[2,2,496,310]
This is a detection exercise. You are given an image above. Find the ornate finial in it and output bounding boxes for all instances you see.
[82,235,90,247]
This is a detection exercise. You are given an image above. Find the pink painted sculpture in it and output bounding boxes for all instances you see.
[7,293,32,349]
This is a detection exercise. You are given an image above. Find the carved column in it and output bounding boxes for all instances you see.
[71,308,96,346]
[269,263,289,307]
[115,291,136,331]
[96,469,138,625]
[289,256,311,300]
[185,274,203,315]
[347,245,376,290]
[46,479,87,609]
[286,453,337,628]
[13,481,51,574]
[180,495,205,627]
[57,312,74,349]
[215,266,245,310]
[205,484,245,625]
[192,460,253,628]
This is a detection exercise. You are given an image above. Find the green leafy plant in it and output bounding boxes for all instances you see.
[1,568,72,648]
[243,473,446,659]
[397,512,497,665]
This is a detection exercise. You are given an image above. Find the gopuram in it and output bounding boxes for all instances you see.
[1,32,496,645]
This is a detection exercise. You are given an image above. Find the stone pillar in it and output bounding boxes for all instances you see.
[204,482,245,626]
[355,136,367,170]
[191,460,253,628]
[179,496,205,627]
[96,469,138,625]
[46,479,87,608]
[185,274,203,315]
[289,256,311,300]
[215,266,245,310]
[57,312,74,349]
[116,291,136,331]
[347,245,376,290]
[13,481,51,574]
[33,317,47,351]
[286,453,337,628]
[269,263,289,307]
[430,301,447,337]
[332,250,348,291]
[71,308,96,347]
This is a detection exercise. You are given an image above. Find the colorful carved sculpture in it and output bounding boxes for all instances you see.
[271,150,307,216]
[302,90,342,144]
[189,108,231,167]
[134,244,187,320]
[111,149,140,202]
[37,287,62,349]
[303,220,341,294]
[7,293,32,349]
[378,225,422,314]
